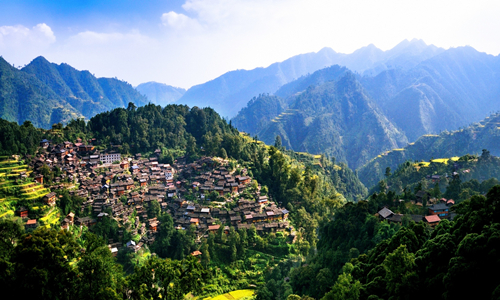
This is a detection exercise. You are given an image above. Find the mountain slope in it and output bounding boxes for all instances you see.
[135,82,186,106]
[0,57,81,128]
[361,46,500,141]
[231,94,288,135]
[357,112,500,188]
[21,56,149,119]
[257,72,408,169]
[0,56,150,128]
[177,47,342,118]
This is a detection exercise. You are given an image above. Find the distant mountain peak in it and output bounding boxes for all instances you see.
[135,81,186,106]
[29,56,51,65]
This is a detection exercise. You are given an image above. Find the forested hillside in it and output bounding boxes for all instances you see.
[0,102,373,299]
[0,56,149,128]
[0,57,82,128]
[324,188,500,300]
[255,166,500,299]
[248,72,407,169]
[358,112,500,189]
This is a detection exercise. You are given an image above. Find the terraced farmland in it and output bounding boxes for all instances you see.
[0,156,51,219]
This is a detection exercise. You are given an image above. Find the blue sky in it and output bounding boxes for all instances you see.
[1,0,499,89]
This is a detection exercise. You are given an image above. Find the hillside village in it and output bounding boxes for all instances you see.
[1,136,464,256]
[7,138,292,255]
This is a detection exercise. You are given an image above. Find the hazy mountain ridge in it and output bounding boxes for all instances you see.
[361,46,500,141]
[233,44,500,172]
[178,39,443,118]
[135,81,186,106]
[177,47,342,118]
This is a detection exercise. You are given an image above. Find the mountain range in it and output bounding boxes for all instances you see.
[232,44,500,170]
[2,39,500,173]
[177,39,445,118]
[0,56,149,128]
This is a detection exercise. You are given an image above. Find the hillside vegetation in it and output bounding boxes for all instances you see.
[358,112,500,189]
[0,56,148,128]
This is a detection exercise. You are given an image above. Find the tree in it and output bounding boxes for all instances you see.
[383,245,418,299]
[12,227,80,299]
[77,233,123,300]
[201,242,210,267]
[147,200,161,219]
[385,167,391,178]
[151,214,175,258]
[274,135,282,149]
[127,102,137,111]
[128,256,209,300]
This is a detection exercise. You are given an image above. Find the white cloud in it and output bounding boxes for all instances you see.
[0,23,56,67]
[162,12,194,29]
[0,23,55,48]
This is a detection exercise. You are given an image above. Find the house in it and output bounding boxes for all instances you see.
[66,212,75,224]
[236,176,251,185]
[40,139,49,148]
[16,207,28,218]
[191,250,202,262]
[149,221,159,232]
[25,219,37,229]
[387,214,403,224]
[377,207,394,220]
[428,203,449,218]
[44,192,57,206]
[415,190,431,204]
[78,145,95,152]
[34,175,44,184]
[424,215,441,227]
[208,224,220,233]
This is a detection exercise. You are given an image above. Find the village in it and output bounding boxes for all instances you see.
[18,138,291,255]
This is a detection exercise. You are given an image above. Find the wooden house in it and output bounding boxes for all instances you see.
[16,207,28,218]
[44,192,57,206]
[25,219,37,229]
[424,215,441,227]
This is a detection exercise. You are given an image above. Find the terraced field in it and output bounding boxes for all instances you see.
[270,109,299,123]
[0,156,52,221]
[0,157,50,200]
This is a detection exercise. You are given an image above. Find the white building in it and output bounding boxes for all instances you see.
[100,152,121,164]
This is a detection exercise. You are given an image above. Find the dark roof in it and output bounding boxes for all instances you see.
[387,214,403,223]
[410,214,423,223]
[429,203,449,211]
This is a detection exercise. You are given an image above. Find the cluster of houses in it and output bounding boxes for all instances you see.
[377,197,455,228]
[21,139,292,253]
